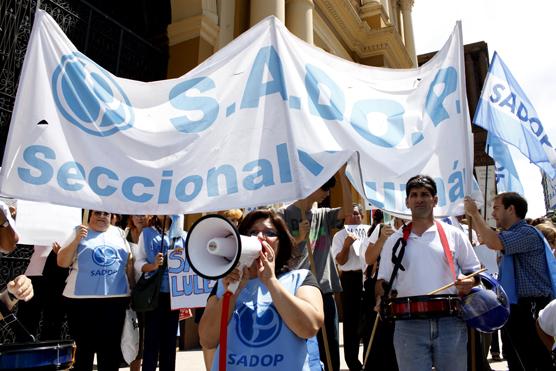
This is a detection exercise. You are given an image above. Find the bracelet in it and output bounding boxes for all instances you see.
[7,290,17,301]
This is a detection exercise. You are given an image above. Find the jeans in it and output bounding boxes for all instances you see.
[393,317,467,371]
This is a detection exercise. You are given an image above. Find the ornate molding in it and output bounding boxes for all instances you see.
[359,1,389,26]
[168,14,219,47]
[315,0,412,67]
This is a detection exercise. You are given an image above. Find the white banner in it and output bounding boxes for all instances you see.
[168,247,215,309]
[0,10,477,216]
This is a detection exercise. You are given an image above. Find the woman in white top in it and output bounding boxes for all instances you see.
[58,210,133,371]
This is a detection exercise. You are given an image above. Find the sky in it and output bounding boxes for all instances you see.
[412,0,556,218]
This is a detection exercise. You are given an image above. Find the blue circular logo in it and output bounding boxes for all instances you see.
[91,245,119,266]
[235,304,282,347]
[51,52,134,136]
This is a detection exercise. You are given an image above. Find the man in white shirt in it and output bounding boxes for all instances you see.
[331,204,369,370]
[376,175,480,371]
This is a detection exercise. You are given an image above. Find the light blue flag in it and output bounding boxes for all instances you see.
[474,51,556,179]
[486,132,525,195]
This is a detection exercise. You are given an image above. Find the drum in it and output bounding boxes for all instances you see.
[0,340,75,370]
[383,294,462,321]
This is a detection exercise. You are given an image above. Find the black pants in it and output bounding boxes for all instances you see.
[65,297,128,371]
[317,292,340,371]
[361,312,398,371]
[340,270,364,370]
[502,296,554,371]
[142,292,180,371]
[360,276,397,371]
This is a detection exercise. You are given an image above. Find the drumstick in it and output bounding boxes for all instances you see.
[427,268,487,295]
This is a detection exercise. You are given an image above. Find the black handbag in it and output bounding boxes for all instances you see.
[131,237,175,312]
[131,258,167,312]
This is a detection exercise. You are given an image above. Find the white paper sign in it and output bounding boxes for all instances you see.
[168,246,215,309]
[15,199,81,245]
[344,224,370,240]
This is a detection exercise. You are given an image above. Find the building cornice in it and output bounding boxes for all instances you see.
[168,14,219,47]
[315,0,412,67]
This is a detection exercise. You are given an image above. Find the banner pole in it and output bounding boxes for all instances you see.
[302,209,333,371]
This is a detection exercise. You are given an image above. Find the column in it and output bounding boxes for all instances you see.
[216,0,235,50]
[250,0,285,26]
[285,0,314,44]
[399,0,417,66]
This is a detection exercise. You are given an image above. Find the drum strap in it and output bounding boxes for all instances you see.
[434,220,457,281]
[384,221,456,297]
[383,222,413,298]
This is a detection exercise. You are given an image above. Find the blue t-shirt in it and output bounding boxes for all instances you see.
[63,225,130,298]
[140,227,186,293]
[211,269,321,371]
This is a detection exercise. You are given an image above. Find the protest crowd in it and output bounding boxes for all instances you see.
[2,3,556,371]
[1,171,556,371]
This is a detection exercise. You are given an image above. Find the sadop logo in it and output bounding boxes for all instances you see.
[52,52,134,136]
[235,304,282,347]
[92,245,119,266]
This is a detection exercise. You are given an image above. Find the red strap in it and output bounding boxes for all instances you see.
[219,291,233,371]
[435,220,457,281]
[402,222,412,241]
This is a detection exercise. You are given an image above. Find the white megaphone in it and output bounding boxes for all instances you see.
[185,214,262,293]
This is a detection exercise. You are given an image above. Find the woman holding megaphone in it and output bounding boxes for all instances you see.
[199,209,325,371]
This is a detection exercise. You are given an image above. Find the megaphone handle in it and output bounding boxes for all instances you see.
[226,264,244,294]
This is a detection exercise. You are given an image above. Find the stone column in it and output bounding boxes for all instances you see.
[399,0,417,66]
[285,0,314,44]
[250,0,285,26]
[216,0,235,50]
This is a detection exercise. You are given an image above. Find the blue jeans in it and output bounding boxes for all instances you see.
[393,317,467,371]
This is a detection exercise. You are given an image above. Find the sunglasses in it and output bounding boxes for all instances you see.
[92,211,110,217]
[247,229,278,238]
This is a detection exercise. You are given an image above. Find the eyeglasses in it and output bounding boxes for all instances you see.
[247,229,278,238]
[92,211,110,217]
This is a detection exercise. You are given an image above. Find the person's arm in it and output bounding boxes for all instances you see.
[136,230,163,273]
[336,165,353,221]
[334,231,356,266]
[0,203,18,254]
[0,275,34,316]
[453,226,482,295]
[57,225,87,268]
[365,224,394,266]
[536,319,555,351]
[257,240,324,338]
[198,267,249,349]
[268,280,324,338]
[464,197,504,251]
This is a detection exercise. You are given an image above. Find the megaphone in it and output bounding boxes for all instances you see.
[185,214,262,293]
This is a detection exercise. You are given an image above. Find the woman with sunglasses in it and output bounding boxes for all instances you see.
[57,210,133,371]
[123,214,148,371]
[199,209,324,370]
[136,215,186,371]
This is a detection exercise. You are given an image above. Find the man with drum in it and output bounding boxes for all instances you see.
[376,175,480,371]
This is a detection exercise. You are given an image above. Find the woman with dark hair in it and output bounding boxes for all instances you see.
[199,209,324,370]
[57,210,133,371]
[136,215,186,371]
